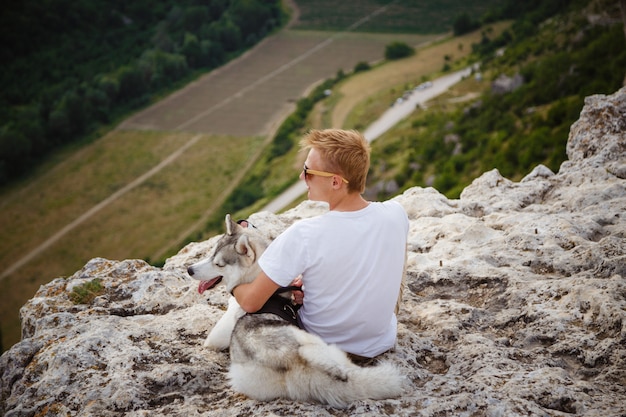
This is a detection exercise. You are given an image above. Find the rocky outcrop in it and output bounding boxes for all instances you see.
[1,87,625,416]
[491,73,524,94]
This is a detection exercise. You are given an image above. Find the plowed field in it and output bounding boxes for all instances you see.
[119,31,434,137]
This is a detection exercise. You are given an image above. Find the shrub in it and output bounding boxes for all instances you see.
[453,12,480,36]
[354,61,371,73]
[385,42,415,60]
[69,279,105,304]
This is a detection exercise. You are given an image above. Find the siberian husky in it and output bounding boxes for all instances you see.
[187,214,405,407]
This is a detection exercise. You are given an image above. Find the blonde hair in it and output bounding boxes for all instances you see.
[300,129,370,193]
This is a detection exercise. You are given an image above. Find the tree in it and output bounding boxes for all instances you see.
[0,124,32,168]
[48,90,86,140]
[200,40,225,68]
[116,65,149,104]
[140,49,188,87]
[354,61,370,73]
[230,0,271,43]
[385,42,414,60]
[84,85,110,122]
[184,6,210,32]
[181,32,202,68]
[453,12,479,36]
[209,18,242,52]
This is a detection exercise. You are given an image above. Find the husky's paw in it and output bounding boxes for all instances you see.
[204,332,230,350]
[204,297,246,350]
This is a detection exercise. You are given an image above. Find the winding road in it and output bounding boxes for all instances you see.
[261,66,474,213]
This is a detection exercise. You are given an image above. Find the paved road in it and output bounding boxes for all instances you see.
[260,66,473,213]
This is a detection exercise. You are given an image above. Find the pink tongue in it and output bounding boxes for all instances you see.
[198,277,222,294]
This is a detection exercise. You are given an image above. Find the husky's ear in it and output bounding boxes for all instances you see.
[225,214,239,236]
[235,234,256,261]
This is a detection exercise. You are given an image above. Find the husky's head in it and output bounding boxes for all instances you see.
[187,214,269,294]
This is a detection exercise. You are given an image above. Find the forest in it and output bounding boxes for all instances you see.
[0,0,285,184]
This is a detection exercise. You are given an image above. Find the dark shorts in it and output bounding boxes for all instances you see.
[347,352,386,367]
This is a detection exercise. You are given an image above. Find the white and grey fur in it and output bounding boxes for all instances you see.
[187,214,405,408]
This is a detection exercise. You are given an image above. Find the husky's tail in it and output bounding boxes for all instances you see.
[299,360,405,408]
[229,330,405,408]
[230,357,404,408]
[292,341,405,407]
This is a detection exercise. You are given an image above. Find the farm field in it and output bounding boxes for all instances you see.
[119,30,434,136]
[0,0,509,350]
[293,0,506,34]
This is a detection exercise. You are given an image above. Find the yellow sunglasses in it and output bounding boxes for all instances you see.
[303,164,349,184]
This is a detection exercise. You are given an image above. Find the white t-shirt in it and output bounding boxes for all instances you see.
[258,200,409,357]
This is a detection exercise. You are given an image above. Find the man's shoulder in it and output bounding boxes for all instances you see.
[373,199,407,216]
[380,199,404,209]
[373,200,409,231]
[282,215,324,236]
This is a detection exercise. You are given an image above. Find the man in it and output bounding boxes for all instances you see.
[232,128,409,359]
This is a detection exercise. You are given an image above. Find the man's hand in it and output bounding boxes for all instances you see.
[290,276,304,305]
[232,271,280,313]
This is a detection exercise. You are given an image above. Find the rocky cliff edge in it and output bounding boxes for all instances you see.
[1,87,625,416]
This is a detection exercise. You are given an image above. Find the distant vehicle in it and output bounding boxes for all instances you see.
[413,81,433,91]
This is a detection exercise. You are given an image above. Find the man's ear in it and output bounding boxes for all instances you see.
[235,234,256,261]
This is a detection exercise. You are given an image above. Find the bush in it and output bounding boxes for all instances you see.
[385,42,415,60]
[69,279,105,304]
[354,61,371,73]
[453,12,480,36]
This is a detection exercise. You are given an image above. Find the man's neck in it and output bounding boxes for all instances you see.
[329,193,369,212]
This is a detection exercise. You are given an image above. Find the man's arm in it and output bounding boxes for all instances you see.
[232,269,280,313]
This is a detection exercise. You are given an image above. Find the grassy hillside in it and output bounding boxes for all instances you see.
[216,21,514,226]
[363,0,625,199]
[212,0,624,239]
[0,130,266,351]
[251,0,625,202]
[193,0,626,240]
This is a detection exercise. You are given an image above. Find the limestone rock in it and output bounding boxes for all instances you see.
[1,88,625,416]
